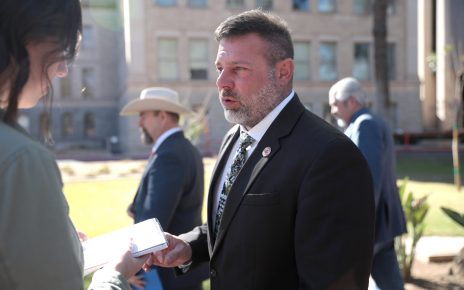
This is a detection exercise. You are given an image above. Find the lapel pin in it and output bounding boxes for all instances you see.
[262,147,271,157]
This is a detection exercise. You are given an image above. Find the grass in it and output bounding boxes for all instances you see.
[65,178,139,238]
[396,151,464,236]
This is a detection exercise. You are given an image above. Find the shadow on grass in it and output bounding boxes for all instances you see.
[396,150,464,184]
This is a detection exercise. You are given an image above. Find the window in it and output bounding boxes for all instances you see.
[188,0,207,7]
[158,38,178,81]
[353,43,370,80]
[293,0,309,11]
[319,0,335,13]
[353,0,369,14]
[82,25,94,49]
[294,41,311,80]
[82,68,96,98]
[353,0,395,15]
[256,0,273,10]
[387,0,396,15]
[189,39,208,80]
[387,43,396,80]
[84,112,96,137]
[319,42,337,81]
[61,112,74,137]
[155,0,176,6]
[226,0,244,8]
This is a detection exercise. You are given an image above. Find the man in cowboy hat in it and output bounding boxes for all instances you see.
[120,87,209,290]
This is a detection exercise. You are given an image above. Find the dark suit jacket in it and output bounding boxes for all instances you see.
[132,131,208,289]
[181,96,375,290]
[344,108,407,247]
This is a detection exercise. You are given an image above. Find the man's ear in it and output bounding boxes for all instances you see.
[275,58,294,84]
[159,111,167,120]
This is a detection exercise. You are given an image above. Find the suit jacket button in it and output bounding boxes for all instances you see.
[210,268,217,277]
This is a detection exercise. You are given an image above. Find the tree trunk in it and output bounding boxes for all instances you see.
[372,0,390,121]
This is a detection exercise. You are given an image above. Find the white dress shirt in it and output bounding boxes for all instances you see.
[212,91,295,225]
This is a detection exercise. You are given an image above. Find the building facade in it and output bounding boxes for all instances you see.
[418,0,464,132]
[22,0,423,156]
[19,0,125,153]
[121,0,422,155]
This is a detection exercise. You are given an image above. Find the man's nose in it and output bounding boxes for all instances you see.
[216,70,233,90]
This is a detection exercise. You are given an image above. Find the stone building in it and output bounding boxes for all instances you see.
[418,0,464,132]
[23,0,425,156]
[19,0,125,153]
[121,0,421,155]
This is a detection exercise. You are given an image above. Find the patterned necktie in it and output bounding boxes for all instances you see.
[214,131,255,236]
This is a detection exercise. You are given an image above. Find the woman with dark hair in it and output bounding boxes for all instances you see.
[0,0,147,289]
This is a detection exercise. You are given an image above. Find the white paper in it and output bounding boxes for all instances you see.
[82,218,168,276]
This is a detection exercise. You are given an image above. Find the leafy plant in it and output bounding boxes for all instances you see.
[395,178,430,280]
[440,207,464,228]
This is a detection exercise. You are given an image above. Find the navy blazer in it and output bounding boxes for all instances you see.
[345,108,407,245]
[132,131,208,289]
[181,95,375,290]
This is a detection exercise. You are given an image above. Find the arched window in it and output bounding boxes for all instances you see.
[84,112,96,137]
[61,112,74,137]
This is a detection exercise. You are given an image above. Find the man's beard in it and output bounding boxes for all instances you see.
[140,128,153,145]
[221,70,281,129]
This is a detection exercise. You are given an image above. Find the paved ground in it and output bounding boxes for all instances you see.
[368,236,464,289]
[415,236,464,263]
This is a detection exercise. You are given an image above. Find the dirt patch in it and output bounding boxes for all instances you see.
[405,259,464,289]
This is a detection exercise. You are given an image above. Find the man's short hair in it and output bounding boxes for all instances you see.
[329,77,368,106]
[214,9,293,66]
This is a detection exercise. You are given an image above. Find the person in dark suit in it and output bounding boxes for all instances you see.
[120,87,209,290]
[144,10,375,290]
[329,77,407,290]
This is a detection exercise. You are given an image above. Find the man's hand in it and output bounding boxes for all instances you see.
[128,273,146,290]
[112,250,149,279]
[144,233,192,270]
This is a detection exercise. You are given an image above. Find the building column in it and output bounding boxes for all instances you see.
[418,0,437,130]
[435,0,457,130]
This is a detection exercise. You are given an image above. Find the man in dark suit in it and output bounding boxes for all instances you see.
[120,87,208,290]
[145,10,375,290]
[329,77,407,290]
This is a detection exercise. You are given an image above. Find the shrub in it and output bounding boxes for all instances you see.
[395,178,430,280]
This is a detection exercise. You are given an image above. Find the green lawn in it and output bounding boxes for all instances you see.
[396,151,464,236]
[65,178,139,238]
[64,155,464,238]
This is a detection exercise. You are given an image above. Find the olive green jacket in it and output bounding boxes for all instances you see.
[0,110,85,289]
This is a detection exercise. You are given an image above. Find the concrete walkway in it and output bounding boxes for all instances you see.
[414,235,464,262]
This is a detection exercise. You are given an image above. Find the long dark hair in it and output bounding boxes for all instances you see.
[0,0,82,137]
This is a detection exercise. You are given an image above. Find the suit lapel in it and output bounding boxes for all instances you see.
[211,95,305,254]
[207,126,240,245]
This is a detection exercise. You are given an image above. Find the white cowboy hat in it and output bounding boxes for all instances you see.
[120,87,193,116]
